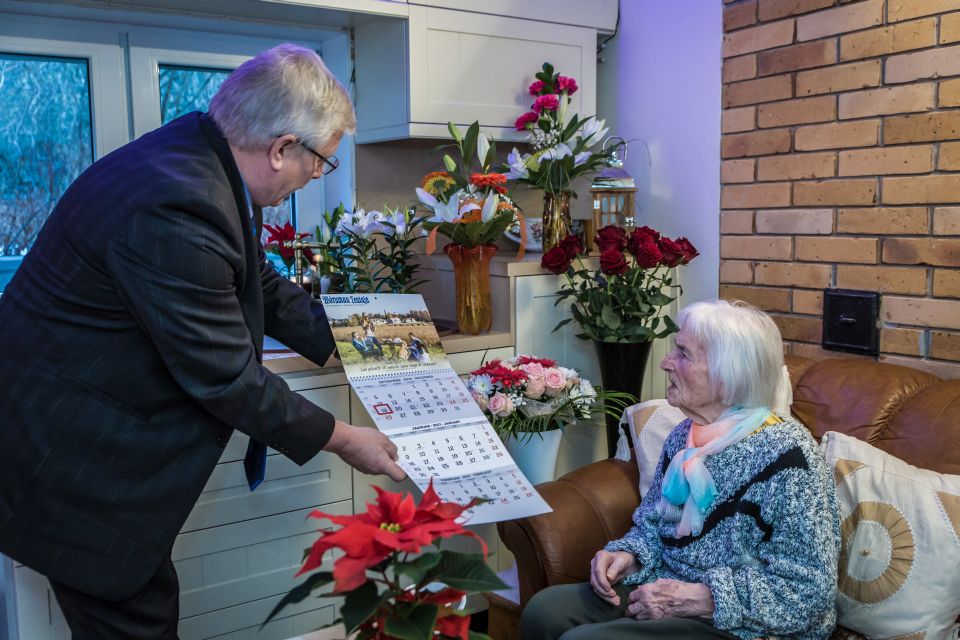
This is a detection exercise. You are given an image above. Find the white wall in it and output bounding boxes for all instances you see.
[597,0,722,306]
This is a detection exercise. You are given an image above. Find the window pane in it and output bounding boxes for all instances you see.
[0,53,93,257]
[158,64,291,225]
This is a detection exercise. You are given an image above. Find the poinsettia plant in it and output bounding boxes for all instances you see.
[466,354,633,442]
[542,226,699,343]
[263,222,315,278]
[264,480,505,640]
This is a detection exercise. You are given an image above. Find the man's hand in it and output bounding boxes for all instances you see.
[589,551,639,605]
[324,420,406,482]
[626,579,714,620]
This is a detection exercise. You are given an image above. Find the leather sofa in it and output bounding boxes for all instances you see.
[496,355,960,636]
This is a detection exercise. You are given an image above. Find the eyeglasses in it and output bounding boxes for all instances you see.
[296,138,339,176]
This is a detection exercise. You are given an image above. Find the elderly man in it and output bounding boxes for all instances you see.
[0,44,403,638]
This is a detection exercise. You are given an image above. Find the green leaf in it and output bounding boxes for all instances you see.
[469,631,495,640]
[396,552,442,585]
[383,617,423,640]
[600,305,621,330]
[261,572,334,628]
[462,121,480,171]
[342,581,387,634]
[425,551,508,592]
[551,318,573,333]
[408,603,439,638]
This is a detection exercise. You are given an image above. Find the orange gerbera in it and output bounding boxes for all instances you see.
[420,171,456,196]
[470,172,507,189]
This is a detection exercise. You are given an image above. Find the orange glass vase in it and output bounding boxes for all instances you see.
[444,243,497,336]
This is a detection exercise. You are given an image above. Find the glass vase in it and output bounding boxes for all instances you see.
[444,243,497,336]
[542,191,573,253]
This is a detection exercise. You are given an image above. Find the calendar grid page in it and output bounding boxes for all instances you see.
[319,293,552,525]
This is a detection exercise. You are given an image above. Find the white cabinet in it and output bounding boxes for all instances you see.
[409,0,618,32]
[354,5,597,142]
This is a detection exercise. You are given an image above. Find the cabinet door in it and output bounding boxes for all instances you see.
[410,0,618,32]
[408,5,596,137]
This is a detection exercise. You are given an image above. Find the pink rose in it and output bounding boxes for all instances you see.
[528,80,547,96]
[520,362,545,380]
[532,94,560,113]
[514,111,539,131]
[471,389,489,411]
[488,392,515,417]
[524,376,546,399]
[556,75,578,95]
[543,368,567,397]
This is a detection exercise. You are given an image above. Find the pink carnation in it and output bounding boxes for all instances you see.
[514,111,539,131]
[520,362,545,380]
[556,75,578,95]
[488,392,515,417]
[523,377,546,399]
[543,368,567,397]
[528,80,547,96]
[532,94,560,114]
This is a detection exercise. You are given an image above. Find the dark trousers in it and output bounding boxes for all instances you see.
[520,582,740,640]
[50,557,180,640]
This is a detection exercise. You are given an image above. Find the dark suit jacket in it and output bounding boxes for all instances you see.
[0,112,337,600]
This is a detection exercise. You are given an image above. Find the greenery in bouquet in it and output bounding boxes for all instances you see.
[466,354,633,443]
[542,226,699,343]
[505,63,612,196]
[264,480,504,640]
[416,122,521,250]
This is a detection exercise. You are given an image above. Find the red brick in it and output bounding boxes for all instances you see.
[772,314,823,342]
[934,207,960,235]
[723,55,758,83]
[797,0,883,41]
[724,75,794,107]
[720,259,755,284]
[934,269,960,297]
[756,209,834,234]
[723,20,796,58]
[931,330,960,361]
[755,261,833,287]
[795,120,879,150]
[796,236,878,263]
[937,141,960,169]
[836,207,929,234]
[796,60,881,96]
[878,355,960,379]
[721,129,791,158]
[886,44,960,84]
[881,327,925,356]
[942,11,960,44]
[889,0,960,22]
[794,343,871,360]
[883,238,960,267]
[838,84,935,119]
[757,40,837,76]
[839,18,937,60]
[759,0,836,21]
[758,96,836,127]
[721,159,756,183]
[939,78,960,108]
[837,264,928,294]
[720,209,755,233]
[721,236,794,260]
[883,175,960,204]
[721,182,792,208]
[794,179,877,206]
[720,285,792,312]
[722,106,757,133]
[725,0,758,31]
[757,152,835,180]
[837,145,933,176]
[884,112,960,143]
[793,289,825,314]
[883,296,960,330]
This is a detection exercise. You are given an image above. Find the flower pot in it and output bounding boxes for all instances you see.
[503,428,563,485]
[444,243,497,336]
[541,191,573,253]
[593,340,653,457]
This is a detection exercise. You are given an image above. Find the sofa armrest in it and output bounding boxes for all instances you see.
[497,459,640,605]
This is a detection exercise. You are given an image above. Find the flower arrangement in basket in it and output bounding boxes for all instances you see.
[466,354,633,442]
[264,480,505,640]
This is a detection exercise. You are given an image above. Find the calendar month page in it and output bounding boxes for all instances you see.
[319,293,551,524]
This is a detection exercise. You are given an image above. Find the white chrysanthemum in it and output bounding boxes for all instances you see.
[468,374,494,397]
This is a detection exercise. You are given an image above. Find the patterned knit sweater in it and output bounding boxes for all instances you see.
[605,415,841,639]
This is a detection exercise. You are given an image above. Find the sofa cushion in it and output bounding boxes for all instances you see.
[822,431,960,639]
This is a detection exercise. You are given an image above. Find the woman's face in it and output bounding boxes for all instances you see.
[660,327,720,421]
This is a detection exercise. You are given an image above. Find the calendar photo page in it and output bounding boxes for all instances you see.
[320,293,551,524]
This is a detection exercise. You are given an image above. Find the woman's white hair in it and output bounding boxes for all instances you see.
[208,43,356,150]
[677,299,785,410]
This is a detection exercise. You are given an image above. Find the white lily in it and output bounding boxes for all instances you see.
[542,142,572,160]
[574,151,592,167]
[581,117,608,148]
[381,208,408,236]
[477,133,490,168]
[315,217,335,243]
[480,193,499,223]
[505,147,530,180]
[336,208,385,238]
[416,188,479,223]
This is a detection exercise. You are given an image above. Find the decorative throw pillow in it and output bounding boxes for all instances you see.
[622,399,687,498]
[821,431,960,640]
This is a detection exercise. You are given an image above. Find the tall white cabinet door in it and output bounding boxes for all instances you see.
[407,5,596,132]
[410,0,618,32]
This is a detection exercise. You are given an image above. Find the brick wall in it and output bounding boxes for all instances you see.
[720,0,960,379]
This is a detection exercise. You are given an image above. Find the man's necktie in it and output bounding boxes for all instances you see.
[244,439,267,491]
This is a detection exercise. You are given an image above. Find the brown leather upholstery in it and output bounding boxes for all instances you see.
[498,355,960,628]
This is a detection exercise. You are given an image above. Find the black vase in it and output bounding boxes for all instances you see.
[593,340,654,457]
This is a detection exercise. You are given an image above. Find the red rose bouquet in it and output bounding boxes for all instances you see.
[541,225,699,343]
[264,480,505,639]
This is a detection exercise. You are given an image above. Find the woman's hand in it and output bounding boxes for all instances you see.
[626,579,714,619]
[589,551,639,605]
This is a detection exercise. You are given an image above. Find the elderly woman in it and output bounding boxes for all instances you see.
[520,300,840,640]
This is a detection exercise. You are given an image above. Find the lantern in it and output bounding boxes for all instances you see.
[589,140,637,252]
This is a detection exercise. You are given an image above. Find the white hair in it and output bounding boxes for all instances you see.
[208,43,356,150]
[677,299,785,410]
